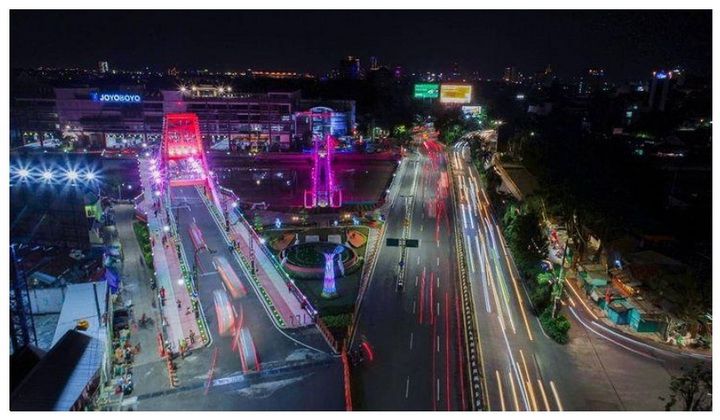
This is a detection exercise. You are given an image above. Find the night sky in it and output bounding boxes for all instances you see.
[10,10,711,80]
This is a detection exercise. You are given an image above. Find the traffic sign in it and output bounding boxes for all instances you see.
[386,238,420,248]
[386,238,400,247]
[404,239,420,248]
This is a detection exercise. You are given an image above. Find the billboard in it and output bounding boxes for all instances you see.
[440,84,472,104]
[414,83,440,99]
[461,106,483,118]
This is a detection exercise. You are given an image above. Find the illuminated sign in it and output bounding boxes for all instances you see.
[414,83,440,99]
[93,92,142,103]
[440,84,472,104]
[461,106,483,118]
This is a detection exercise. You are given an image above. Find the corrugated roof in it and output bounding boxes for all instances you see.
[10,330,103,411]
[52,281,107,347]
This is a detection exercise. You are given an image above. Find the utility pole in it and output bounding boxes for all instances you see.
[552,236,570,319]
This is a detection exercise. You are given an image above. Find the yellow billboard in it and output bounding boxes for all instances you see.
[440,84,472,104]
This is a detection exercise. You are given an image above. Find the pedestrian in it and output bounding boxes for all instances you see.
[189,330,196,344]
[177,299,182,309]
[159,287,166,300]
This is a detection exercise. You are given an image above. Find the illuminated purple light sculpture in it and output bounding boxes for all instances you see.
[321,245,345,299]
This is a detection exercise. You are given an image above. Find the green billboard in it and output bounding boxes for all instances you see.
[414,83,440,99]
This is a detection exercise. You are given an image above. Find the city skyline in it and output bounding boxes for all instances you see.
[10,10,711,80]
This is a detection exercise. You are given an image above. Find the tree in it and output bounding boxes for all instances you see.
[661,363,712,411]
[505,207,548,273]
[529,283,551,314]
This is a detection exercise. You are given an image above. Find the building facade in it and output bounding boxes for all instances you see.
[12,86,356,151]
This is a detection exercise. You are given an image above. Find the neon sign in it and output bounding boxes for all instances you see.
[94,93,142,103]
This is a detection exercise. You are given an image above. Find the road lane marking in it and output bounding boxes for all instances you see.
[417,256,420,265]
[496,370,506,411]
[437,378,440,402]
[409,332,414,350]
[405,377,410,399]
[415,276,419,287]
[437,276,440,288]
[537,380,550,411]
[413,300,416,314]
[436,257,440,267]
[436,335,440,352]
[549,381,563,411]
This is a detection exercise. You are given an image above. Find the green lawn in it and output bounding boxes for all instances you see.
[133,221,154,270]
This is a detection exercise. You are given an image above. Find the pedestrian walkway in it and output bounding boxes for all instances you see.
[138,158,205,351]
[211,192,309,328]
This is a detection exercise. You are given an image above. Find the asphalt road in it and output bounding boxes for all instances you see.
[132,185,344,410]
[452,139,710,411]
[352,137,468,410]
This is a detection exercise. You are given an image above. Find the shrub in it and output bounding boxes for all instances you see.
[530,284,552,315]
[540,307,570,344]
[321,313,353,329]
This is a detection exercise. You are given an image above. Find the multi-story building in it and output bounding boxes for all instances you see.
[339,56,361,80]
[648,69,680,112]
[12,84,356,151]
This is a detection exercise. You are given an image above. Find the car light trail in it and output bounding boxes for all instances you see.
[537,379,551,411]
[496,370,506,411]
[569,307,658,360]
[445,292,451,411]
[508,370,520,411]
[465,237,476,273]
[519,350,539,411]
[454,293,466,410]
[565,278,599,320]
[475,234,492,313]
[549,381,564,411]
[494,224,534,341]
[499,315,530,410]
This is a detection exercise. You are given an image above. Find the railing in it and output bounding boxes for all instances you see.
[448,151,486,411]
[217,186,320,320]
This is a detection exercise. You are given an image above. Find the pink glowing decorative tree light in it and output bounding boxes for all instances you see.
[305,133,342,208]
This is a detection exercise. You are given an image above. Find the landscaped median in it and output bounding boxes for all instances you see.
[133,221,154,270]
[262,226,368,342]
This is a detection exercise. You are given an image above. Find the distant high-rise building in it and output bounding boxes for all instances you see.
[451,62,461,80]
[648,69,679,112]
[369,56,379,71]
[339,56,361,80]
[578,67,607,95]
[503,66,519,83]
[98,61,109,73]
